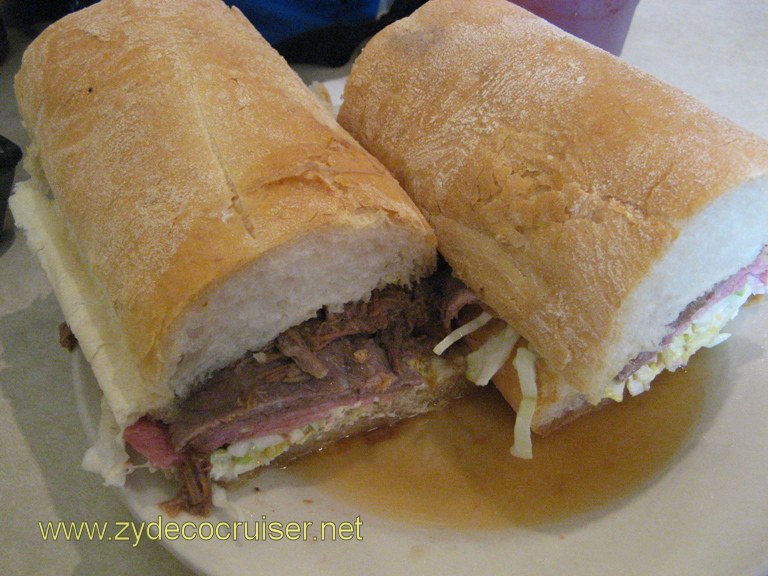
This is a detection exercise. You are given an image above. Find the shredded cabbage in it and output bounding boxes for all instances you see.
[432,311,536,456]
[210,436,289,481]
[465,325,520,386]
[510,347,538,459]
[433,311,493,355]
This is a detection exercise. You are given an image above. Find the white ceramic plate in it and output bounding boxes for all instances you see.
[72,299,768,576]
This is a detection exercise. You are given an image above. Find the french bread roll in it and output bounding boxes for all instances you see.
[13,0,437,425]
[11,0,472,499]
[338,0,768,433]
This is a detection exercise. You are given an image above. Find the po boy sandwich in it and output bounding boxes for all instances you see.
[338,0,768,457]
[10,0,471,515]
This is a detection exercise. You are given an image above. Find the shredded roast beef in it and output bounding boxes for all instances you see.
[159,451,213,517]
[58,322,78,351]
[119,248,768,516]
[276,328,328,379]
[441,277,480,328]
[170,282,444,453]
[124,268,474,516]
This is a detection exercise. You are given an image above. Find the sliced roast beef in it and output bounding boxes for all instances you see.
[171,335,427,453]
[614,351,657,383]
[662,249,768,347]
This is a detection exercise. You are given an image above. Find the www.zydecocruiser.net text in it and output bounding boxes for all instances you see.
[38,515,364,546]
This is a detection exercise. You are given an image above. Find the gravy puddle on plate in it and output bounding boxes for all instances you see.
[292,351,709,528]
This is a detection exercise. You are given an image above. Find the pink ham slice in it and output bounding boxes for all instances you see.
[123,416,183,470]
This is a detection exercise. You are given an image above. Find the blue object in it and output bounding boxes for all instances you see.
[228,0,379,46]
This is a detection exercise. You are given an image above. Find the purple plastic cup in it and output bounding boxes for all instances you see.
[509,0,640,55]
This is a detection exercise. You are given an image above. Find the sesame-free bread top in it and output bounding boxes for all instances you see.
[338,0,768,407]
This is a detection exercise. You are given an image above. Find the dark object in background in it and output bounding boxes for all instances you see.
[0,135,23,235]
[276,0,429,66]
[2,0,98,28]
[236,0,380,47]
[0,17,9,63]
[3,0,428,69]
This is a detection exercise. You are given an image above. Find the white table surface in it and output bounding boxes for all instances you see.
[1,2,767,575]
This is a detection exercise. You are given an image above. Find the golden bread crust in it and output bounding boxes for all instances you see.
[15,0,435,391]
[339,0,768,398]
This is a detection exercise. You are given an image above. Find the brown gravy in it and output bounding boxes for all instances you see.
[292,351,710,529]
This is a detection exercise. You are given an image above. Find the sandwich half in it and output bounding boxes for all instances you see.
[10,0,470,515]
[338,0,768,455]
